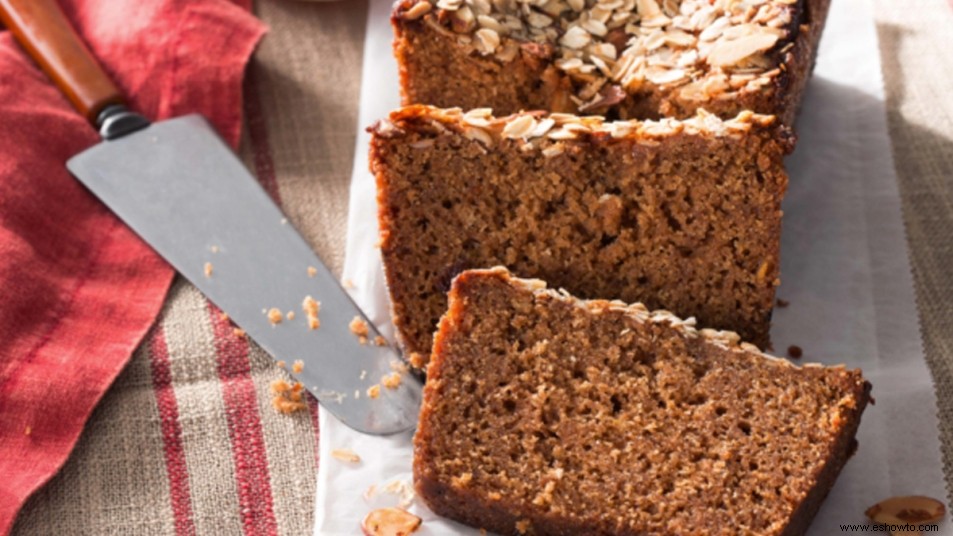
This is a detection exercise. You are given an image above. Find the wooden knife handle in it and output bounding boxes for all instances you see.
[0,0,124,123]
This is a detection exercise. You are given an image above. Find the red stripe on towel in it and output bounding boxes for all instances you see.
[148,326,197,536]
[208,306,278,536]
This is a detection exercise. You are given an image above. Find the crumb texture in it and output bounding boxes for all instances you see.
[413,268,870,536]
[373,107,790,362]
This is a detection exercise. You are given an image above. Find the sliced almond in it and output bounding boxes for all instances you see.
[865,495,945,525]
[402,1,432,20]
[707,32,779,67]
[361,508,422,536]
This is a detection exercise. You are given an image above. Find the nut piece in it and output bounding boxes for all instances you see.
[330,448,361,463]
[361,507,422,536]
[402,1,432,20]
[865,495,945,525]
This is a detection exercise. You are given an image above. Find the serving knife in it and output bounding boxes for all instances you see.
[0,0,422,435]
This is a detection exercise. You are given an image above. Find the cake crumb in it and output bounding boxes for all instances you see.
[367,384,381,399]
[270,379,307,414]
[233,328,246,338]
[220,312,230,322]
[330,448,361,463]
[776,298,790,307]
[302,296,321,330]
[210,245,219,253]
[381,372,402,389]
[408,352,426,369]
[276,360,286,369]
[488,492,502,501]
[350,317,370,345]
[451,472,473,487]
[267,308,283,325]
[343,278,356,289]
[515,519,531,534]
[204,262,214,277]
[787,345,803,358]
[307,266,317,278]
[286,311,295,321]
[24,426,31,436]
[292,360,304,374]
[373,335,387,346]
[390,360,410,374]
[355,389,360,399]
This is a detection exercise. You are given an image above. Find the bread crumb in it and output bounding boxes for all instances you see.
[452,472,473,487]
[307,266,317,278]
[303,296,321,330]
[286,311,295,321]
[276,360,286,369]
[381,372,402,389]
[350,317,370,345]
[330,448,361,463]
[373,335,387,346]
[233,328,246,338]
[270,379,307,414]
[367,384,381,399]
[408,352,426,369]
[787,345,803,358]
[204,262,213,277]
[267,308,283,325]
[292,360,304,374]
[515,519,531,534]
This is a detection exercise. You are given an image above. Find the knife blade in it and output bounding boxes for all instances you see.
[1,0,422,435]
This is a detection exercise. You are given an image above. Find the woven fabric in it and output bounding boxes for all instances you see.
[10,0,953,534]
[873,0,953,505]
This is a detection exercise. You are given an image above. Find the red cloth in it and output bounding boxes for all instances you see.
[0,1,265,533]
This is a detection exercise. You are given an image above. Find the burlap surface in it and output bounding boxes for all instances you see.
[10,0,953,533]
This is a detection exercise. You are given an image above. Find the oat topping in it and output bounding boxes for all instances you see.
[331,448,362,463]
[361,507,422,536]
[381,105,774,150]
[401,0,795,108]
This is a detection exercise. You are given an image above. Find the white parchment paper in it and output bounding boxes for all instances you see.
[315,0,952,533]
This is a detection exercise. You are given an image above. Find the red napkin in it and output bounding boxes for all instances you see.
[0,1,264,533]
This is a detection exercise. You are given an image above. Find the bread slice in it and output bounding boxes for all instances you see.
[371,105,792,366]
[414,267,870,536]
[391,0,830,125]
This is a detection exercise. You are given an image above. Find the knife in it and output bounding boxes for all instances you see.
[0,0,422,435]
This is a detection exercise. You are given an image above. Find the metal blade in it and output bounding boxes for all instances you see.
[66,114,421,435]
